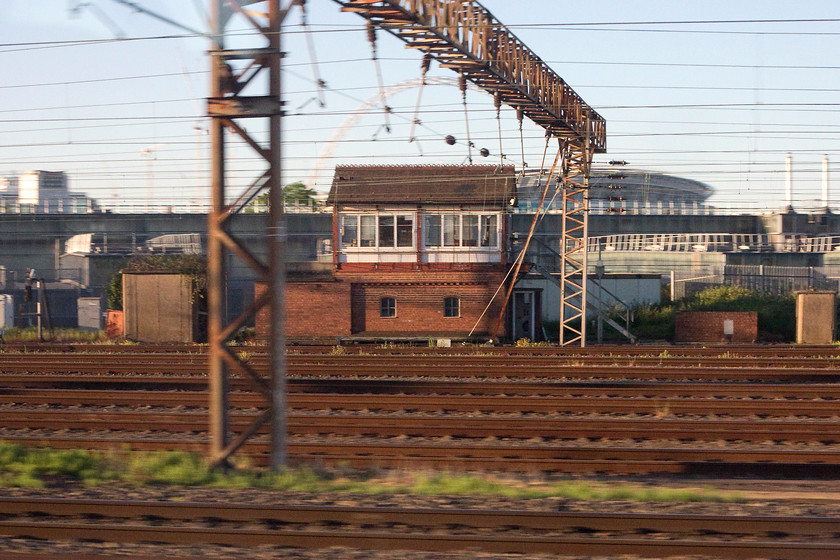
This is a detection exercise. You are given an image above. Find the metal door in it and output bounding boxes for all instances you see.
[512,290,535,341]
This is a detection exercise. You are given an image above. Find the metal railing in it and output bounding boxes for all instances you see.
[0,199,328,215]
[588,233,840,254]
[515,199,718,216]
[671,264,840,298]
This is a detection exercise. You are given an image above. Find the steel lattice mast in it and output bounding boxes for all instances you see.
[208,0,293,469]
[559,132,593,346]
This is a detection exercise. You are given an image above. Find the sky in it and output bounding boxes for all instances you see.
[3,1,840,213]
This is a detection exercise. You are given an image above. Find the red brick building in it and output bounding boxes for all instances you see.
[258,164,516,343]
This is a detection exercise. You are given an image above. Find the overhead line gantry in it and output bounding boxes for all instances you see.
[332,0,606,346]
[333,0,606,151]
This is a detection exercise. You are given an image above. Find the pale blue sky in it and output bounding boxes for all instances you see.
[3,1,840,212]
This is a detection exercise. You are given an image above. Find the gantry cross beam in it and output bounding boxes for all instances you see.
[332,0,606,152]
[335,0,605,346]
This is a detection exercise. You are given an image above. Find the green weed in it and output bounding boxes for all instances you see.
[1,327,109,343]
[0,443,743,503]
[625,285,802,343]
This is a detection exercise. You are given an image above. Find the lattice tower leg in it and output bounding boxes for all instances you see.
[559,139,592,347]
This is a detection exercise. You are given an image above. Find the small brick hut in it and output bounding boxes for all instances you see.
[674,311,758,343]
[257,164,516,343]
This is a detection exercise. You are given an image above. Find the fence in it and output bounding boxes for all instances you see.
[589,234,840,254]
[671,265,840,299]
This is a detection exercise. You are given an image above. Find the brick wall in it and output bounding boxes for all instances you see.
[255,265,508,341]
[675,311,757,343]
[350,281,503,336]
[255,280,352,343]
[336,266,506,338]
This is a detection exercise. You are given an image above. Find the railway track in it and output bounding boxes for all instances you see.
[2,496,840,559]
[6,388,840,416]
[6,372,840,396]
[5,342,840,358]
[4,347,840,475]
[4,346,840,557]
[2,354,840,382]
[4,348,840,367]
[5,407,840,441]
[4,431,840,476]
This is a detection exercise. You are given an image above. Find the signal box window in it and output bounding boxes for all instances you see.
[444,297,460,318]
[380,297,396,318]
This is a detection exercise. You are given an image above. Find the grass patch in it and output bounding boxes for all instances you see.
[1,327,109,343]
[0,443,116,487]
[0,443,741,502]
[402,474,738,502]
[543,480,733,502]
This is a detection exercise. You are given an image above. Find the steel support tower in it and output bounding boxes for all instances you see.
[559,134,593,346]
[208,0,292,469]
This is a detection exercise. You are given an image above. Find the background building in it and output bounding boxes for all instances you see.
[2,171,98,214]
[517,168,714,215]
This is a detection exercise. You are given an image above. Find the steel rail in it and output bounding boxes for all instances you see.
[6,372,840,395]
[290,355,840,368]
[3,388,840,416]
[3,496,840,534]
[7,374,840,399]
[3,520,838,558]
[5,352,840,367]
[4,433,840,474]
[4,343,840,357]
[5,409,840,442]
[6,361,839,382]
[315,344,840,357]
[285,365,840,381]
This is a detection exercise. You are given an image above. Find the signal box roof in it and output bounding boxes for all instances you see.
[327,164,516,207]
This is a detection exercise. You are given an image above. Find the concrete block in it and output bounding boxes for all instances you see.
[123,273,196,343]
[796,291,836,344]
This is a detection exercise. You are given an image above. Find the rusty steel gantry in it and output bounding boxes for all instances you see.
[207,0,606,469]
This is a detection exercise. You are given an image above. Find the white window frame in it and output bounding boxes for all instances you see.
[423,212,501,250]
[340,212,416,251]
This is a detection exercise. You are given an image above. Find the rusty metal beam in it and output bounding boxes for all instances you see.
[331,0,606,152]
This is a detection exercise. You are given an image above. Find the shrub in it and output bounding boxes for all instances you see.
[625,285,798,343]
[105,254,207,310]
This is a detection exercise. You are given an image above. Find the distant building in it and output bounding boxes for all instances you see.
[517,167,714,215]
[0,176,18,194]
[2,171,98,214]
